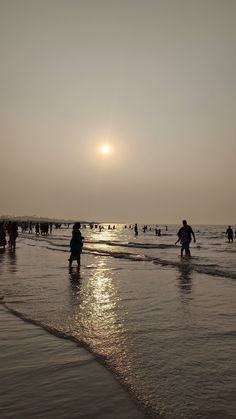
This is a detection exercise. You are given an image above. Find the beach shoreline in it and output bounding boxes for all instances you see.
[0,304,148,419]
[0,226,235,419]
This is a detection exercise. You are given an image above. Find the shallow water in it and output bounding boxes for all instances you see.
[0,224,236,418]
[0,307,147,419]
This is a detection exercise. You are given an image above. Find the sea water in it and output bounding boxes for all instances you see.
[0,224,235,418]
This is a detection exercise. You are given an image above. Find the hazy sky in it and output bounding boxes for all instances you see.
[1,0,236,224]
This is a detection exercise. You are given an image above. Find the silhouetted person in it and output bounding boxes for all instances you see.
[9,222,18,250]
[134,224,138,236]
[176,219,196,258]
[35,223,40,235]
[68,222,84,269]
[0,222,7,249]
[226,225,234,243]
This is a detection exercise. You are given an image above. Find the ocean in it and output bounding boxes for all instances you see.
[0,224,236,419]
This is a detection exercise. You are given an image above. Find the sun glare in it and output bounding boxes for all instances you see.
[100,144,111,155]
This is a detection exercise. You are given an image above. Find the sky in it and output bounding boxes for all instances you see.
[1,0,236,224]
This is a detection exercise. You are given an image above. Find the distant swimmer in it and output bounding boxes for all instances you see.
[134,224,138,236]
[68,223,84,269]
[226,225,234,243]
[176,220,196,258]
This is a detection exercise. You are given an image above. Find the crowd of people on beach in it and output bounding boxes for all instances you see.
[1,219,235,268]
[68,220,236,267]
[0,220,60,251]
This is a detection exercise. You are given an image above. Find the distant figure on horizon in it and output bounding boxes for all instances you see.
[226,225,234,243]
[68,222,84,269]
[0,222,7,249]
[134,224,138,236]
[8,222,18,250]
[176,220,196,258]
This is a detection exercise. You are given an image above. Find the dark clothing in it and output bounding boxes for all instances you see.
[69,229,83,261]
[226,227,233,242]
[178,225,194,244]
[9,223,18,249]
[177,224,195,257]
[0,225,6,247]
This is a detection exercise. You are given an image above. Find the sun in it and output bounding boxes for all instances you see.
[100,144,111,155]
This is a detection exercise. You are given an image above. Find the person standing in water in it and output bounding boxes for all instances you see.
[8,222,18,250]
[134,224,138,236]
[0,222,7,249]
[68,223,84,269]
[176,220,196,258]
[226,225,234,243]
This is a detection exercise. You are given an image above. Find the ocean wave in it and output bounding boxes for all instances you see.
[21,236,236,281]
[84,248,149,262]
[127,242,176,249]
[153,258,236,280]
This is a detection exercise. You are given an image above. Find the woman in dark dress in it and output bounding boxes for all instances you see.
[68,223,84,268]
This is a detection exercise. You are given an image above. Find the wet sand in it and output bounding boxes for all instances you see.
[0,305,147,419]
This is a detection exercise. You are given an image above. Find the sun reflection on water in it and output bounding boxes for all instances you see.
[68,259,125,354]
[67,258,139,389]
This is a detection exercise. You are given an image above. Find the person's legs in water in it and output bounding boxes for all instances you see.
[185,243,191,257]
[181,243,191,258]
[68,256,73,269]
[76,254,81,267]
